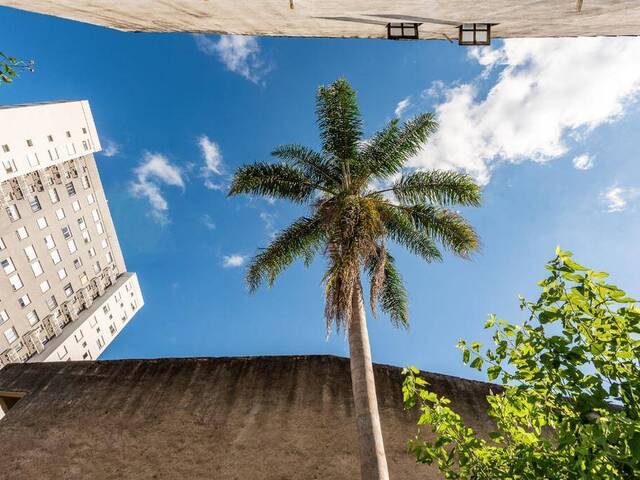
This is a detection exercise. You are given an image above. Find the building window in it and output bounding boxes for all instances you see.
[89,317,97,328]
[6,204,21,222]
[67,239,77,254]
[91,209,100,222]
[27,152,40,167]
[46,295,58,311]
[101,238,108,250]
[29,196,42,212]
[2,158,18,174]
[82,351,91,360]
[75,329,84,342]
[16,226,28,240]
[0,237,5,250]
[37,216,48,230]
[62,225,72,239]
[0,309,9,324]
[9,273,23,291]
[96,221,104,235]
[66,143,76,156]
[97,337,105,350]
[73,258,82,269]
[50,249,62,264]
[26,139,33,147]
[93,262,101,274]
[31,260,43,277]
[44,234,56,250]
[80,272,88,285]
[47,135,54,142]
[56,208,65,220]
[82,127,87,134]
[82,176,90,189]
[386,22,420,40]
[1,257,16,274]
[103,304,110,314]
[63,283,74,297]
[65,182,76,196]
[57,268,67,280]
[82,140,89,151]
[24,245,37,261]
[48,188,60,204]
[57,345,68,360]
[109,324,117,336]
[40,280,50,293]
[18,294,31,307]
[88,247,96,258]
[87,193,95,204]
[78,217,87,231]
[66,131,71,138]
[27,310,39,326]
[1,144,9,152]
[72,200,81,212]
[458,23,491,46]
[4,327,18,344]
[82,230,91,244]
[106,251,114,264]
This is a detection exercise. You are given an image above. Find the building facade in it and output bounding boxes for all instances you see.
[0,101,143,371]
[1,0,639,40]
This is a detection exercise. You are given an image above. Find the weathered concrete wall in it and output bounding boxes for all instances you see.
[1,0,640,39]
[0,355,497,479]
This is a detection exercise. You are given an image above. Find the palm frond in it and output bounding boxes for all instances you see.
[400,204,480,258]
[376,170,481,207]
[228,162,321,203]
[316,79,362,175]
[246,215,325,291]
[357,113,438,181]
[381,205,442,262]
[366,250,409,327]
[271,144,340,187]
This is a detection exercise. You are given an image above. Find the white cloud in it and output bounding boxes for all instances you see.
[197,135,226,190]
[130,152,185,225]
[410,37,640,185]
[572,153,594,170]
[202,214,216,230]
[260,211,277,239]
[223,254,247,268]
[394,97,411,118]
[601,186,639,212]
[101,139,120,157]
[193,34,267,83]
[198,135,223,175]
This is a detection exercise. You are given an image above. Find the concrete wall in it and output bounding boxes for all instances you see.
[0,355,497,479]
[1,0,640,39]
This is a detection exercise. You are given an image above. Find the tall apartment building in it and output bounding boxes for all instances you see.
[0,100,143,370]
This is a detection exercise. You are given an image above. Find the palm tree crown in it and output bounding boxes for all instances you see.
[229,78,481,332]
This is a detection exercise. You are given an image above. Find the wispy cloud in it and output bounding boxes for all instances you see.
[130,152,185,225]
[260,211,277,239]
[223,254,247,268]
[601,186,639,212]
[193,34,268,83]
[572,154,594,170]
[410,38,640,185]
[394,97,411,118]
[101,139,120,157]
[197,135,226,190]
[201,214,216,231]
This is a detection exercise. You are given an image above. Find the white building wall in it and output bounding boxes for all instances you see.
[37,273,143,363]
[0,101,101,183]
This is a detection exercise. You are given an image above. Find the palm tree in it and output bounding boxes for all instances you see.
[229,78,481,480]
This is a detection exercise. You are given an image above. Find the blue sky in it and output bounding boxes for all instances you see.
[2,7,639,380]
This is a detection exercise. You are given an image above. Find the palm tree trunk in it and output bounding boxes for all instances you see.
[348,283,390,480]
